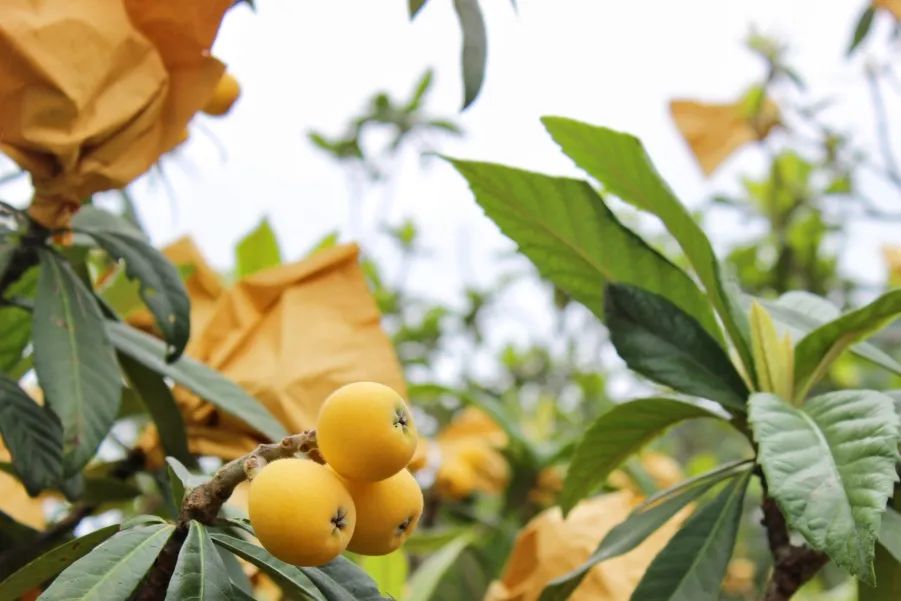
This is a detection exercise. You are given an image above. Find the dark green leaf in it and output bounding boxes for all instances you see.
[0,525,118,600]
[764,292,901,376]
[33,250,122,475]
[409,0,429,19]
[605,283,748,411]
[72,207,190,361]
[107,322,287,441]
[541,462,751,601]
[218,546,253,594]
[450,160,720,339]
[406,533,476,601]
[38,523,174,601]
[313,556,388,601]
[210,532,323,601]
[541,117,751,371]
[879,507,901,563]
[0,264,38,375]
[452,0,487,109]
[118,354,195,467]
[794,290,901,398]
[235,218,281,279]
[0,375,63,494]
[561,397,723,514]
[165,522,231,601]
[848,6,875,55]
[82,476,141,505]
[630,470,750,601]
[749,391,900,582]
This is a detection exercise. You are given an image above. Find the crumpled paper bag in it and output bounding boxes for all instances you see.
[434,407,510,499]
[484,491,689,601]
[670,92,779,176]
[140,241,407,461]
[0,0,232,229]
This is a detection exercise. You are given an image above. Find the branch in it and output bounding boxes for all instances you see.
[761,496,828,601]
[135,431,322,601]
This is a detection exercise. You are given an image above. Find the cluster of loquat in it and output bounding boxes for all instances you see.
[248,382,424,566]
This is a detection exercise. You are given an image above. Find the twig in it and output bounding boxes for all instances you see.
[135,431,322,601]
[761,496,828,601]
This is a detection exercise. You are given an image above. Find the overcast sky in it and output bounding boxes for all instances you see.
[5,1,897,349]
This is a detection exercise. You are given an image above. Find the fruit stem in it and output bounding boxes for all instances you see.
[179,429,323,527]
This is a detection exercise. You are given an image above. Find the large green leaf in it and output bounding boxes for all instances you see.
[450,160,720,339]
[0,265,38,373]
[72,207,190,361]
[763,292,901,376]
[452,0,486,110]
[316,556,387,601]
[356,552,407,599]
[406,533,476,601]
[118,354,194,467]
[541,116,750,371]
[794,290,901,399]
[749,391,900,582]
[629,470,750,601]
[38,523,174,601]
[209,532,324,601]
[235,218,281,279]
[878,507,901,562]
[165,522,231,601]
[0,375,63,494]
[560,397,723,514]
[605,283,748,411]
[541,461,751,601]
[107,321,287,441]
[0,525,118,600]
[33,251,122,475]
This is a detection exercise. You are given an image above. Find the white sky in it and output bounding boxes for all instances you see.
[5,0,898,349]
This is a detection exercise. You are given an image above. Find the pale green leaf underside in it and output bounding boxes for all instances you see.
[749,391,900,582]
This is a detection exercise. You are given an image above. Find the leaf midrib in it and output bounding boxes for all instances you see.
[662,474,745,600]
[80,526,171,600]
[46,256,86,453]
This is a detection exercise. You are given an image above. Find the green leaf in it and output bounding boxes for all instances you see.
[409,0,429,19]
[449,160,719,339]
[107,321,287,441]
[0,525,118,600]
[406,532,477,601]
[764,292,901,376]
[630,470,750,601]
[118,354,195,468]
[561,397,723,514]
[210,532,324,601]
[314,556,384,601]
[541,461,751,601]
[0,374,63,494]
[72,206,190,361]
[749,391,900,582]
[605,283,748,411]
[0,265,38,374]
[405,69,434,113]
[878,507,901,562]
[452,0,487,109]
[165,522,231,601]
[38,523,174,601]
[218,546,253,594]
[235,218,282,279]
[33,250,122,475]
[304,231,340,258]
[356,552,407,599]
[82,476,141,505]
[794,290,901,399]
[541,117,751,371]
[848,6,875,55]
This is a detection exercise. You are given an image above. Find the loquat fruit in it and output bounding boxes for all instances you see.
[202,72,241,116]
[340,469,423,555]
[317,382,418,481]
[248,458,355,566]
